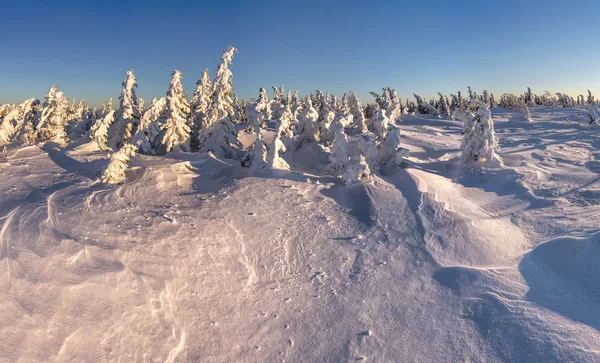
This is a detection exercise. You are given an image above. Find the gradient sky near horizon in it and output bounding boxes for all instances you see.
[1,0,599,107]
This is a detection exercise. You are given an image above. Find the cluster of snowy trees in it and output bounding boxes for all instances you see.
[1,49,598,183]
[0,90,96,147]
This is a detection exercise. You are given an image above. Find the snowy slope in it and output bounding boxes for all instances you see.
[1,107,600,362]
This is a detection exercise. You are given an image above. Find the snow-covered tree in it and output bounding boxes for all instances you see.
[108,70,141,150]
[377,124,409,170]
[191,68,212,132]
[386,90,403,123]
[585,105,600,125]
[132,97,167,154]
[270,85,286,120]
[75,100,95,132]
[90,110,116,150]
[437,92,450,117]
[279,105,295,139]
[18,98,42,143]
[414,94,439,115]
[257,87,272,120]
[342,155,371,185]
[525,87,534,106]
[245,101,264,134]
[556,93,573,108]
[198,119,238,159]
[267,121,290,170]
[317,92,335,142]
[0,106,23,145]
[232,93,244,124]
[295,96,320,148]
[460,100,502,166]
[35,86,70,144]
[468,86,475,100]
[157,70,192,153]
[372,109,390,141]
[198,46,239,159]
[587,90,595,105]
[357,132,379,168]
[241,130,267,168]
[329,126,349,174]
[291,90,302,119]
[348,92,368,132]
[100,97,113,117]
[489,93,497,108]
[499,93,532,122]
[101,143,136,184]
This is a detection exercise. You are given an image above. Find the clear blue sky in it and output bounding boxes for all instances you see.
[1,0,599,107]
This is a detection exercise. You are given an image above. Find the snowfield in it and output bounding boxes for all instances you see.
[1,107,600,362]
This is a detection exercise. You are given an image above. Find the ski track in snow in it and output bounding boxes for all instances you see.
[1,107,600,362]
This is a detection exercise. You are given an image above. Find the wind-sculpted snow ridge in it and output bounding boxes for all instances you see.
[1,106,600,362]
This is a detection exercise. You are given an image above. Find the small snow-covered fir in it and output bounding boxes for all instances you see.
[267,124,290,170]
[329,126,349,175]
[460,100,502,166]
[101,143,137,184]
[342,155,372,185]
[295,96,320,148]
[377,124,409,170]
[157,70,192,154]
[132,97,167,154]
[241,131,267,168]
[35,86,70,144]
[108,70,141,150]
[90,110,116,150]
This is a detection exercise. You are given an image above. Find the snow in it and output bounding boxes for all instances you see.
[1,106,600,361]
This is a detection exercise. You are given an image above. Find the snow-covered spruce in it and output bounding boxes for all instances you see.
[0,99,41,145]
[267,123,290,170]
[0,106,24,146]
[414,94,438,115]
[17,98,42,144]
[377,124,409,170]
[191,68,212,132]
[132,97,167,154]
[100,143,136,184]
[357,132,379,169]
[585,105,600,125]
[320,112,347,145]
[295,96,320,148]
[108,70,141,150]
[317,92,335,142]
[460,100,502,166]
[232,94,244,124]
[270,85,286,120]
[500,93,532,122]
[35,86,71,144]
[198,119,239,159]
[372,109,390,142]
[245,100,264,134]
[90,110,116,150]
[279,105,295,139]
[101,97,113,117]
[257,87,272,121]
[437,92,450,117]
[348,92,368,132]
[329,126,349,175]
[198,46,239,159]
[291,90,302,119]
[342,155,372,185]
[241,131,267,168]
[157,70,192,154]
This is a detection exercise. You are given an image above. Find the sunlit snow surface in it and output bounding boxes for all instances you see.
[1,107,600,362]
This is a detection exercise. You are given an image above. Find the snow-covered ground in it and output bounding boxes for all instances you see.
[1,107,599,362]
